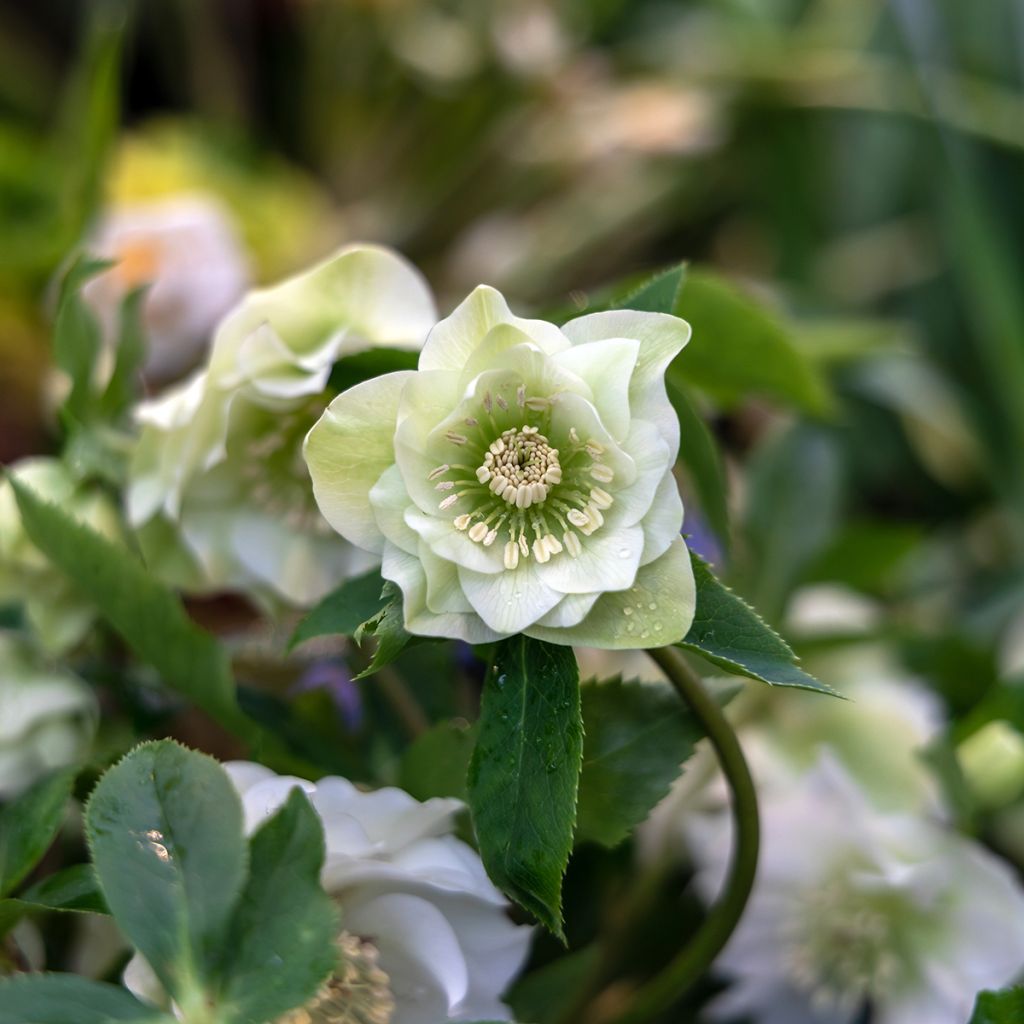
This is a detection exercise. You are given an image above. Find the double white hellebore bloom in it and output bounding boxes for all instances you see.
[125,763,532,1024]
[305,286,695,646]
[127,245,436,608]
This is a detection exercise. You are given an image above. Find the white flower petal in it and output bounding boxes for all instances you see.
[553,336,639,440]
[458,559,564,635]
[419,284,567,372]
[305,371,414,553]
[537,524,644,595]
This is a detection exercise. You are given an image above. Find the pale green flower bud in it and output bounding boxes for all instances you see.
[305,285,696,647]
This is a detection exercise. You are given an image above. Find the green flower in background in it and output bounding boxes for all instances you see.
[127,244,437,609]
[0,633,96,798]
[0,458,122,656]
[305,285,695,646]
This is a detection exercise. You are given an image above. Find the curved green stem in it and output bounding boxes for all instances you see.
[608,646,760,1024]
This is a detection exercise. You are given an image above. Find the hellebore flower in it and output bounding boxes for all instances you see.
[304,286,695,647]
[127,244,436,609]
[125,762,532,1024]
[688,755,1024,1024]
[0,634,97,798]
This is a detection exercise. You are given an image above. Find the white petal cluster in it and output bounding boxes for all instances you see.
[83,194,250,383]
[688,755,1024,1024]
[0,633,96,798]
[305,285,695,647]
[125,763,532,1024]
[126,245,436,609]
[0,458,123,656]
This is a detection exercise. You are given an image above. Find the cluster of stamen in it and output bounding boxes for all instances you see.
[277,932,394,1024]
[429,387,617,571]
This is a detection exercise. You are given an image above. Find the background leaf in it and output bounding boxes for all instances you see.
[11,478,252,739]
[399,719,477,802]
[576,678,705,848]
[970,986,1024,1024]
[289,567,387,650]
[216,789,337,1024]
[679,549,838,696]
[0,974,169,1024]
[0,767,77,897]
[467,636,583,939]
[85,741,248,1005]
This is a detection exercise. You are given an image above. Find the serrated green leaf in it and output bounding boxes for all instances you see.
[672,271,832,415]
[970,986,1024,1024]
[576,678,705,848]
[0,767,77,897]
[666,380,730,550]
[399,720,478,802]
[0,973,170,1024]
[617,264,687,314]
[216,789,338,1024]
[679,549,839,696]
[467,636,583,939]
[10,478,251,738]
[85,741,248,1004]
[352,581,421,680]
[289,567,387,650]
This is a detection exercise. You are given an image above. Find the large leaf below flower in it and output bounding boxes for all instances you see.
[970,986,1024,1024]
[0,974,171,1024]
[679,549,839,696]
[576,678,706,847]
[467,636,583,940]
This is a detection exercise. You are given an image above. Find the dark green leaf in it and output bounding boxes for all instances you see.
[508,945,600,1024]
[467,636,583,939]
[217,789,337,1024]
[10,478,251,738]
[0,768,77,897]
[85,741,248,1004]
[617,264,687,314]
[672,271,832,415]
[99,286,148,419]
[52,258,107,423]
[0,974,169,1024]
[577,678,705,848]
[666,380,730,550]
[970,986,1024,1024]
[20,863,108,914]
[289,568,387,650]
[679,549,839,696]
[327,347,420,394]
[399,720,478,802]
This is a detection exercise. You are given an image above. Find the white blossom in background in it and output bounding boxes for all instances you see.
[127,244,437,609]
[0,634,96,798]
[305,285,695,647]
[83,194,250,383]
[687,756,1024,1024]
[0,458,122,656]
[125,763,532,1024]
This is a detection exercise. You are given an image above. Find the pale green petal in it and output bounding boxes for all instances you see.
[640,472,684,566]
[305,371,413,554]
[606,419,674,530]
[420,546,475,614]
[419,284,567,372]
[369,464,421,556]
[549,392,637,487]
[210,244,436,376]
[525,537,695,649]
[405,508,504,574]
[537,524,644,596]
[534,592,600,629]
[553,337,639,440]
[561,310,690,452]
[382,544,500,643]
[458,560,563,635]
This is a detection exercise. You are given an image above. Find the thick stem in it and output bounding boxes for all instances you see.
[607,646,760,1024]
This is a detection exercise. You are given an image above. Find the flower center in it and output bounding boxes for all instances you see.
[428,386,617,571]
[276,933,394,1024]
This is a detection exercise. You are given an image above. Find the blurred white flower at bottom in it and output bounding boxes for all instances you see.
[125,762,531,1024]
[688,755,1024,1024]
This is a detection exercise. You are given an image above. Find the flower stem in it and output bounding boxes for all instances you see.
[608,646,760,1024]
